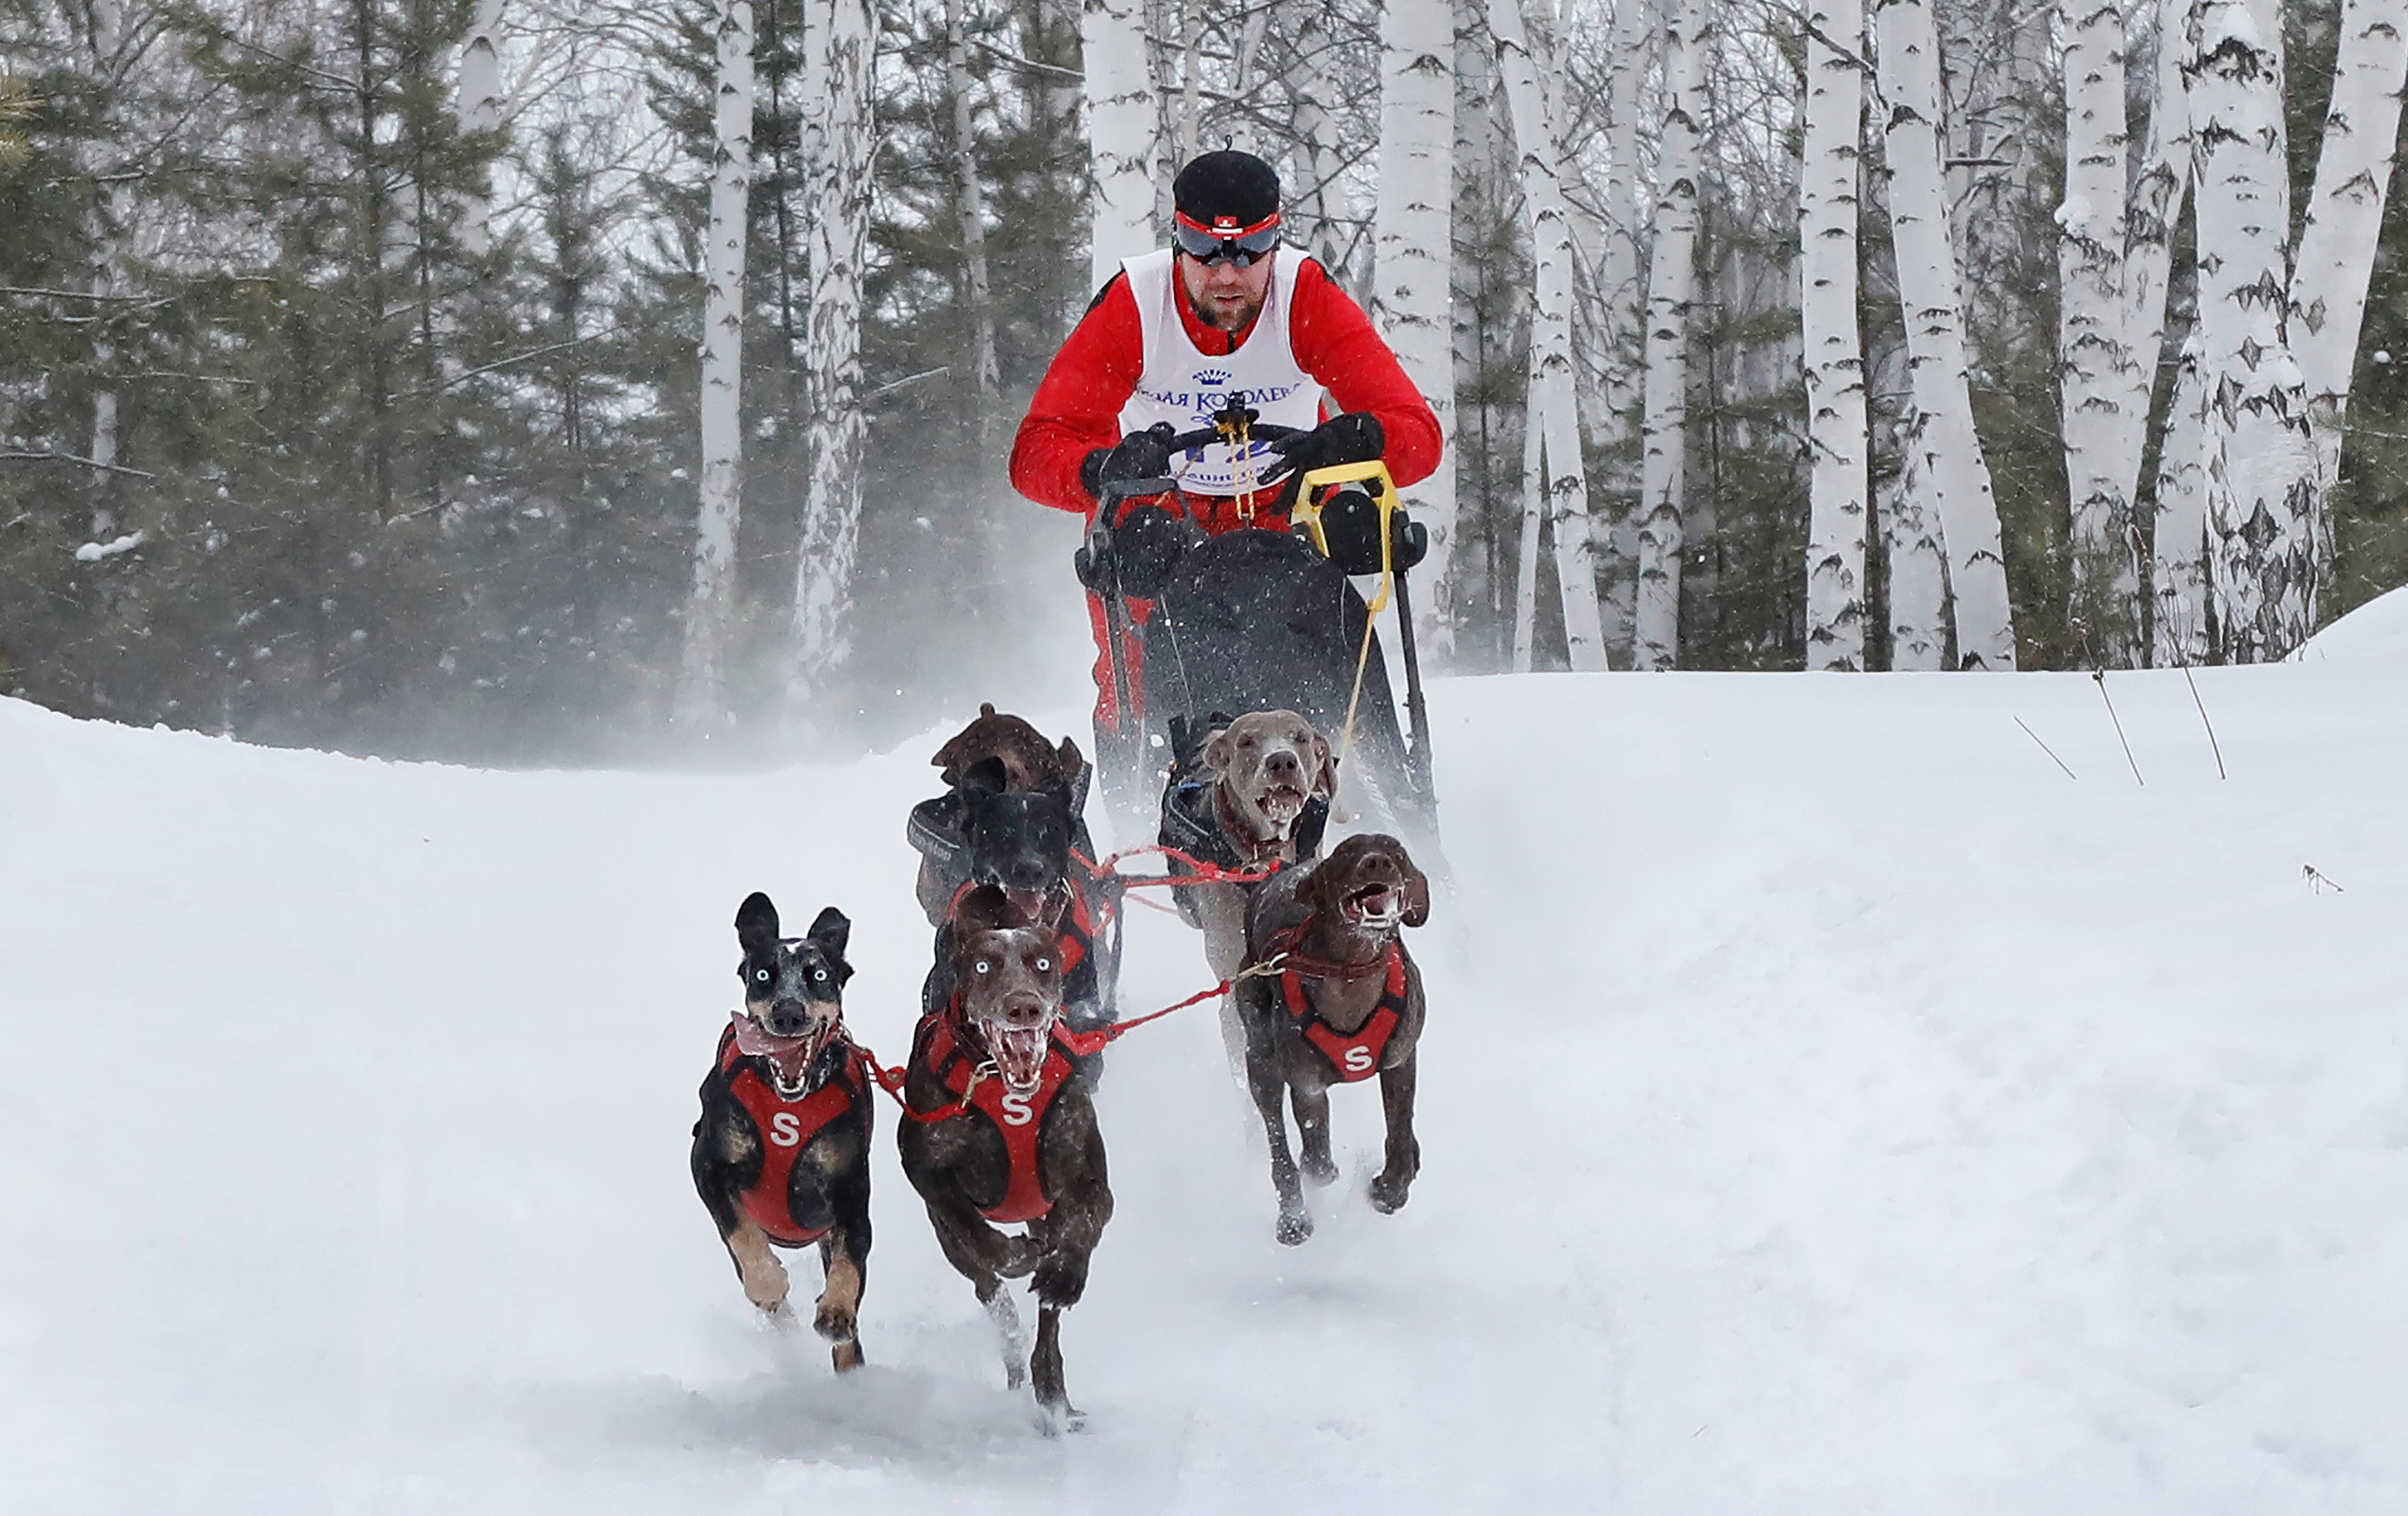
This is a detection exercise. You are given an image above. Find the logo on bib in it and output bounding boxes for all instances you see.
[770,1111,804,1147]
[999,1090,1037,1127]
[1343,1045,1376,1074]
[1195,369,1231,386]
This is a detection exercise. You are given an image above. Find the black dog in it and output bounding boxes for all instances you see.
[920,755,1118,1043]
[898,885,1113,1431]
[691,892,874,1370]
[1235,834,1430,1245]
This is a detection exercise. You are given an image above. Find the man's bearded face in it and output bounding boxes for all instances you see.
[1178,249,1275,333]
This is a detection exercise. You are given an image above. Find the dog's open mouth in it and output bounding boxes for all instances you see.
[1253,781,1309,826]
[733,1009,839,1097]
[1341,881,1405,932]
[980,1012,1057,1094]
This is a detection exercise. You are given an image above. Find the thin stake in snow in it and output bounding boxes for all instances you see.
[2093,668,2143,786]
[2015,717,2078,779]
[2183,665,2228,780]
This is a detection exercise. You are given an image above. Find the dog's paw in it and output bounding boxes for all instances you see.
[1302,1150,1340,1187]
[995,1235,1039,1278]
[741,1253,793,1313]
[812,1297,859,1346]
[1275,1204,1314,1246]
[1368,1171,1413,1214]
[1032,1256,1089,1308]
[1034,1401,1089,1437]
[831,1340,865,1374]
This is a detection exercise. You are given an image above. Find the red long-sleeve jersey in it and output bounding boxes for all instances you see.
[1009,254,1443,532]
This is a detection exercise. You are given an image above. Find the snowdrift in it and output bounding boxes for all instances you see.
[3,629,2404,1513]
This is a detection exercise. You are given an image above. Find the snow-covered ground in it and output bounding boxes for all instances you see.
[4,597,2405,1513]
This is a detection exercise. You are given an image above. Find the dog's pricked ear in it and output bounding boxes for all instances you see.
[960,755,1009,796]
[806,905,853,972]
[980,702,997,717]
[736,892,781,955]
[1053,735,1081,778]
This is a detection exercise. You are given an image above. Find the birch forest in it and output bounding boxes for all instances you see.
[5,0,2408,761]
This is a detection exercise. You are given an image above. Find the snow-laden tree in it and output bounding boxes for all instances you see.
[1084,0,1158,288]
[1373,0,1459,659]
[790,0,877,700]
[1874,0,2016,668]
[1631,0,1705,671]
[2056,0,2141,656]
[676,0,755,728]
[1802,0,1869,670]
[2187,0,2313,662]
[1492,0,1606,670]
[2290,0,2408,551]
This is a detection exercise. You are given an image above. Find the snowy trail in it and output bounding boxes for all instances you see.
[3,603,2405,1512]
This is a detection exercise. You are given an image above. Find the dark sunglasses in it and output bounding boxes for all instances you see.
[1172,219,1282,267]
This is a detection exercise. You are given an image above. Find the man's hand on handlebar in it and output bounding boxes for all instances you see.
[1081,423,1180,498]
[1266,412,1384,480]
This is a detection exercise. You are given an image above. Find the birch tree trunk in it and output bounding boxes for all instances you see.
[2290,0,2408,575]
[1631,0,1705,671]
[1593,0,1650,656]
[1512,357,1545,670]
[1874,0,2017,668]
[1373,0,1460,660]
[457,0,507,258]
[2056,0,2140,657]
[1885,412,1950,667]
[1084,0,1158,288]
[2187,0,2314,661]
[2152,333,2213,662]
[83,0,133,537]
[1802,0,1870,670]
[2116,6,2191,528]
[676,0,755,728]
[791,0,877,699]
[1290,7,1352,276]
[1493,0,1607,669]
[945,0,1000,436]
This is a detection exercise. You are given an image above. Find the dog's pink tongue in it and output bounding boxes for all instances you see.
[731,1014,818,1084]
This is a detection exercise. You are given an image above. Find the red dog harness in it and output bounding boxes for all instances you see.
[1271,924,1409,1083]
[717,1026,869,1247]
[914,1011,1079,1223]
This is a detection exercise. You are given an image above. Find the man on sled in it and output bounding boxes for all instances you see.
[1008,148,1444,833]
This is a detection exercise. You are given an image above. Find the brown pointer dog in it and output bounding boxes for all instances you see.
[898,885,1113,1430]
[1236,834,1429,1245]
[912,704,1090,926]
[691,893,874,1369]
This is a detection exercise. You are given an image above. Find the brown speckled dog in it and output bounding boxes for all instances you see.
[1236,834,1429,1245]
[898,885,1113,1431]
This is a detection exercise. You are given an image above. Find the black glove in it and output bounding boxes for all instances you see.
[1080,423,1179,498]
[1267,412,1384,479]
[1316,485,1389,574]
[1112,504,1196,598]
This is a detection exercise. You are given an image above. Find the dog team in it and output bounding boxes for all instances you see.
[689,702,1432,1428]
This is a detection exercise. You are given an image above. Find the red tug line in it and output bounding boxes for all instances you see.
[841,844,1295,1124]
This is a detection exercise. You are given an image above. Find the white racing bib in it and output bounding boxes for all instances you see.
[1115,248,1327,497]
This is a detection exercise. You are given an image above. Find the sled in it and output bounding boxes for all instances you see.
[1085,418,1441,855]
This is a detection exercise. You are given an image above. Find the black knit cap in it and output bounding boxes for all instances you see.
[1173,149,1281,229]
